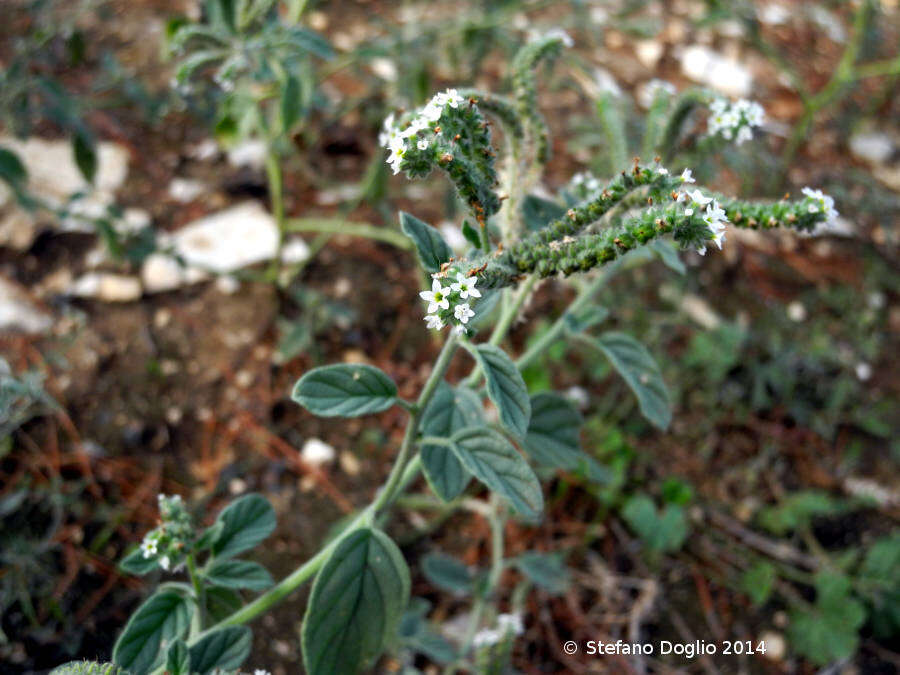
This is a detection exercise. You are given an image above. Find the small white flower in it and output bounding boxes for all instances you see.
[697,245,707,256]
[703,201,727,226]
[544,28,574,48]
[454,303,475,324]
[801,187,838,223]
[688,189,713,206]
[419,279,451,313]
[417,139,428,150]
[450,273,481,299]
[444,89,463,108]
[424,314,444,330]
[159,555,171,571]
[473,628,501,649]
[496,613,525,636]
[421,101,443,122]
[684,207,694,216]
[735,125,754,145]
[657,166,669,175]
[680,168,695,183]
[379,113,398,148]
[254,670,271,675]
[140,539,158,558]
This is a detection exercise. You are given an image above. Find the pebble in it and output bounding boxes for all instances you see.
[0,278,53,333]
[679,45,752,97]
[301,438,336,466]
[70,272,142,302]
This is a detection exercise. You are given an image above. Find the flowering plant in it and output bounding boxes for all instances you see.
[57,32,842,675]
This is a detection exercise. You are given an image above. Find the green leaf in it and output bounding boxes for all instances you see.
[449,427,543,519]
[521,194,566,232]
[399,212,452,275]
[740,562,777,606]
[563,305,608,335]
[212,493,276,560]
[522,392,582,470]
[513,551,570,594]
[205,586,243,623]
[292,363,398,417]
[470,344,531,437]
[648,239,685,275]
[194,521,224,551]
[73,132,97,184]
[205,558,273,591]
[593,332,671,430]
[420,383,482,501]
[174,49,225,85]
[0,148,27,187]
[621,495,688,553]
[112,590,195,672]
[285,26,335,60]
[788,572,866,665]
[302,527,410,674]
[50,661,126,675]
[165,639,190,675]
[281,74,303,132]
[188,626,252,675]
[422,553,478,595]
[119,546,158,575]
[461,220,481,249]
[757,491,844,536]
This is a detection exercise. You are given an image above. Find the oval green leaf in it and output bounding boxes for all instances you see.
[593,331,671,430]
[471,344,531,437]
[421,552,478,596]
[523,392,583,469]
[449,427,543,519]
[188,626,252,675]
[205,558,273,591]
[292,364,398,417]
[112,590,195,673]
[420,383,482,501]
[400,212,452,275]
[302,527,410,674]
[165,639,190,675]
[212,493,276,560]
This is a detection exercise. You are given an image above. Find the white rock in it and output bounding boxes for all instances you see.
[759,631,786,661]
[849,132,894,165]
[593,68,623,97]
[0,278,53,333]
[786,301,806,322]
[226,139,267,170]
[141,202,277,293]
[369,57,397,82]
[282,237,311,264]
[188,139,219,161]
[635,39,664,69]
[301,438,336,466]
[679,45,752,97]
[759,3,790,25]
[215,275,241,294]
[70,272,142,302]
[168,177,206,203]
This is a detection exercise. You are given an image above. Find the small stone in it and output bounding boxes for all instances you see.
[369,57,397,82]
[235,369,254,388]
[786,301,806,322]
[634,39,664,69]
[301,438,336,467]
[0,278,53,334]
[229,478,247,495]
[70,273,142,302]
[849,131,894,165]
[165,407,183,424]
[759,631,786,661]
[679,45,752,97]
[282,238,310,264]
[215,275,241,295]
[168,177,206,203]
[227,139,267,170]
[855,362,872,381]
[339,451,361,476]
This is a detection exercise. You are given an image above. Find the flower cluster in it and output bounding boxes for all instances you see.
[800,187,839,227]
[419,268,481,334]
[380,89,465,174]
[472,613,526,649]
[138,494,194,572]
[707,97,765,145]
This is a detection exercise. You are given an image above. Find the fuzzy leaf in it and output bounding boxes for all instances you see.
[522,392,582,470]
[165,640,190,675]
[73,132,97,184]
[0,148,27,187]
[400,212,453,274]
[471,344,531,437]
[422,553,478,596]
[188,626,252,675]
[205,586,242,623]
[649,239,686,275]
[787,573,866,665]
[281,73,303,132]
[205,558,273,591]
[212,493,276,560]
[292,363,398,417]
[514,551,570,594]
[420,383,481,501]
[449,426,543,519]
[112,590,195,672]
[302,527,410,674]
[593,332,671,430]
[285,26,335,59]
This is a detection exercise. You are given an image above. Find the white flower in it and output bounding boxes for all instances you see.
[451,273,481,299]
[419,279,451,313]
[680,168,695,183]
[688,189,713,206]
[545,28,574,48]
[379,113,398,148]
[735,125,754,145]
[424,314,444,330]
[253,670,271,675]
[685,207,694,216]
[159,555,171,571]
[421,100,443,122]
[140,538,158,558]
[473,628,501,649]
[454,303,475,324]
[657,166,669,175]
[703,201,727,227]
[452,325,467,336]
[417,139,428,150]
[697,245,707,256]
[496,613,525,636]
[444,89,463,108]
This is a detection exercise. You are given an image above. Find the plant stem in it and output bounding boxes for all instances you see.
[189,338,457,645]
[265,151,287,284]
[284,217,412,250]
[185,554,205,637]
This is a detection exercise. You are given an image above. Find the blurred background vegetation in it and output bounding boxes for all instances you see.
[1,0,898,672]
